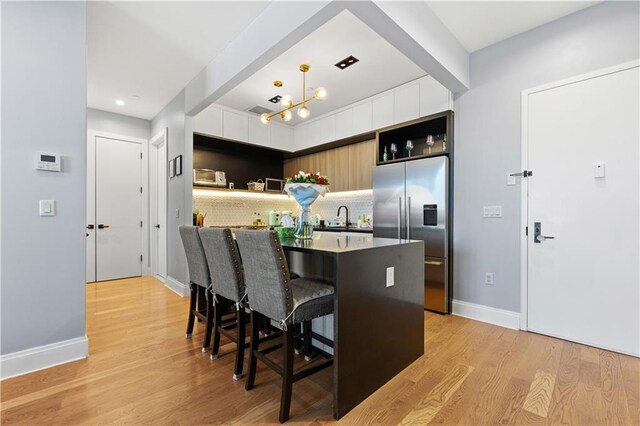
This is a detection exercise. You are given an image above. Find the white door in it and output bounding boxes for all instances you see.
[150,130,168,279]
[525,64,639,356]
[95,137,143,281]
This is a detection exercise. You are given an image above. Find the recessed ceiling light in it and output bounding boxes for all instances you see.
[115,99,125,106]
[335,55,359,70]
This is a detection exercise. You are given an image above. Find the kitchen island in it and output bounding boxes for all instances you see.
[281,233,424,419]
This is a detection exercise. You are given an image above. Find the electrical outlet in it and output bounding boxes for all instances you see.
[485,272,494,285]
[175,208,180,218]
[386,267,395,287]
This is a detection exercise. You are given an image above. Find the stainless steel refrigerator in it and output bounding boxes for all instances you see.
[373,156,450,313]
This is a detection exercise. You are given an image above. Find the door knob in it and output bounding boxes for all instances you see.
[154,224,161,229]
[534,222,554,243]
[98,224,110,229]
[86,224,94,230]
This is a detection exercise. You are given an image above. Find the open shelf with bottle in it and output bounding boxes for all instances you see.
[376,110,453,165]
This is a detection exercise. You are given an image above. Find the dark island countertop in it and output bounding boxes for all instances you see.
[313,226,373,234]
[280,233,419,254]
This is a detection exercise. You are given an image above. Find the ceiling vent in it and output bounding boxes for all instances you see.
[335,55,359,70]
[268,95,282,104]
[247,105,273,115]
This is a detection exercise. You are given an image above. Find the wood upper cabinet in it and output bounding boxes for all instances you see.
[348,140,376,190]
[283,140,375,192]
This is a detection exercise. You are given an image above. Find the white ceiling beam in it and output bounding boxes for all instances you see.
[185,0,470,117]
[352,1,470,93]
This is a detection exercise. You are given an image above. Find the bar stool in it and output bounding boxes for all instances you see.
[178,225,214,352]
[198,227,252,380]
[235,229,334,423]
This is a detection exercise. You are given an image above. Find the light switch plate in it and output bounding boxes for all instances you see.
[594,162,605,178]
[386,267,394,287]
[483,205,502,218]
[39,200,55,216]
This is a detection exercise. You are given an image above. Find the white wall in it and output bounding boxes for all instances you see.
[87,108,151,140]
[150,91,192,289]
[453,1,640,312]
[1,1,88,372]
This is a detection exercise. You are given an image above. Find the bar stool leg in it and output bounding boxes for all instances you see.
[185,282,197,338]
[303,320,312,361]
[210,300,222,359]
[279,327,294,423]
[233,306,246,380]
[202,291,214,351]
[294,323,302,354]
[245,311,259,391]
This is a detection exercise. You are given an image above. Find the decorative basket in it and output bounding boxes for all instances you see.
[247,179,265,191]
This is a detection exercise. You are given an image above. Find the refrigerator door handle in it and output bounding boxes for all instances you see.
[397,197,402,239]
[407,196,411,240]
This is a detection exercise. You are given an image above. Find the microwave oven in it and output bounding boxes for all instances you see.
[193,169,226,187]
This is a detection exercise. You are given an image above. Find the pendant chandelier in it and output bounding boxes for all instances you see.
[260,64,327,124]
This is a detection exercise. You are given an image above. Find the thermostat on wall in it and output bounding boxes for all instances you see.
[35,152,61,172]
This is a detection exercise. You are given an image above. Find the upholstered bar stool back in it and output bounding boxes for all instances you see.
[179,225,210,289]
[198,228,245,303]
[234,229,293,326]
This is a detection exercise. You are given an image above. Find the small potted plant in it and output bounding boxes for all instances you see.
[284,171,330,239]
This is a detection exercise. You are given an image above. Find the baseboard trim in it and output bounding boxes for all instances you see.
[452,299,520,330]
[154,274,166,284]
[0,336,88,380]
[165,275,189,297]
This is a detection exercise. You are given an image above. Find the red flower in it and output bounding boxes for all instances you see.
[316,177,324,184]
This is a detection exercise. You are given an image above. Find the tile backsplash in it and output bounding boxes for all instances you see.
[193,188,373,227]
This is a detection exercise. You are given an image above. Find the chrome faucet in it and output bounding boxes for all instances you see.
[337,205,350,227]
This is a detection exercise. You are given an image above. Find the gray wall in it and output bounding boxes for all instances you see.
[453,1,640,312]
[1,2,87,354]
[87,108,151,140]
[151,91,192,285]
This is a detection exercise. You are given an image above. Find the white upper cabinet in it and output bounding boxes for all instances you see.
[334,109,353,140]
[394,83,420,124]
[193,105,223,137]
[248,115,270,146]
[270,124,294,151]
[317,115,335,145]
[352,102,372,135]
[420,75,452,117]
[372,93,394,130]
[223,110,248,142]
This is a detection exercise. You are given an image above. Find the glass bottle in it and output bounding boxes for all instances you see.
[383,145,388,162]
[443,134,447,151]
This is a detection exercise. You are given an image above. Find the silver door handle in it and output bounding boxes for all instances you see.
[425,260,442,266]
[407,196,411,240]
[534,222,554,243]
[397,197,402,240]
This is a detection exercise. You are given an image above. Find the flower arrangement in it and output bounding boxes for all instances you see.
[286,171,330,186]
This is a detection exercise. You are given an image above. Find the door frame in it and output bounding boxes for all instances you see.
[87,130,150,280]
[149,128,168,282]
[519,59,640,331]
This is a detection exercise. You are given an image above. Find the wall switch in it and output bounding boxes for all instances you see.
[483,206,502,218]
[594,162,605,178]
[386,267,395,287]
[39,200,55,216]
[175,208,180,218]
[485,272,494,285]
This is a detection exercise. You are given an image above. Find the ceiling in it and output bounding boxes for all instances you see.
[87,1,269,119]
[87,1,599,121]
[427,1,597,53]
[215,10,426,126]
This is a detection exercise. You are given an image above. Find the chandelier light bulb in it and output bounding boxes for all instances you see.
[281,95,294,108]
[281,109,292,122]
[297,105,310,119]
[260,113,271,124]
[314,87,327,100]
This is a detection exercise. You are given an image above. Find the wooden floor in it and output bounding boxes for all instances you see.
[1,277,638,425]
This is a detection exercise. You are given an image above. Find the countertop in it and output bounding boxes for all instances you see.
[313,226,373,234]
[280,233,420,254]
